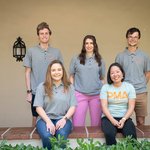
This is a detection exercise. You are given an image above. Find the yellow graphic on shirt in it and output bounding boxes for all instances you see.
[107,91,128,99]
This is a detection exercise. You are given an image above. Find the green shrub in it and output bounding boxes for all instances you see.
[74,138,105,150]
[1,136,150,150]
[0,140,47,150]
[50,136,150,150]
[50,134,72,150]
[75,136,150,150]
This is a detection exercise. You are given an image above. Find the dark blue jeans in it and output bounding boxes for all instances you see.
[36,118,72,150]
[101,117,137,145]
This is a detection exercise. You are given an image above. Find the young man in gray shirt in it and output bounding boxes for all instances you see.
[115,27,150,126]
[23,22,63,126]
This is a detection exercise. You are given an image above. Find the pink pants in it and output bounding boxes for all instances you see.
[73,91,102,127]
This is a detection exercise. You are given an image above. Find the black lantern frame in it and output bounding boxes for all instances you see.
[13,37,26,61]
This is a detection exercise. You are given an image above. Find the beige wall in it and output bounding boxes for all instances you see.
[0,0,150,127]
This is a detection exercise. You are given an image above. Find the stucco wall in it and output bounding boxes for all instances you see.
[0,0,150,127]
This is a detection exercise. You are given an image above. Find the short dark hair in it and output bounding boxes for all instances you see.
[107,62,125,84]
[37,22,52,35]
[126,27,141,39]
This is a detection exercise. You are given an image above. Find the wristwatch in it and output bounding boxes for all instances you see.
[64,116,68,121]
[27,89,32,94]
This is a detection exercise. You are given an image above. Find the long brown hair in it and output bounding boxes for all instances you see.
[43,60,70,98]
[79,35,102,66]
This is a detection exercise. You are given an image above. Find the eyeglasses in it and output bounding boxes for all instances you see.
[127,36,139,39]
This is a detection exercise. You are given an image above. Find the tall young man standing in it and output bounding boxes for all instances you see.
[23,22,63,126]
[115,27,150,126]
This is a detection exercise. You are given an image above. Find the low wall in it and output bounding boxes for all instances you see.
[0,126,150,148]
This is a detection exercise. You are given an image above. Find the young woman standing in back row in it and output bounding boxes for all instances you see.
[69,35,105,126]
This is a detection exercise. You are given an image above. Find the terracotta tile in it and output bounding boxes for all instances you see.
[3,127,34,140]
[31,128,40,139]
[0,127,9,140]
[116,133,124,138]
[136,125,150,138]
[0,125,150,140]
[87,126,104,138]
[135,127,144,138]
[87,126,130,138]
[69,127,87,138]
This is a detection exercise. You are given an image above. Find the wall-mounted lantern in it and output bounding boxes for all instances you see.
[13,37,26,61]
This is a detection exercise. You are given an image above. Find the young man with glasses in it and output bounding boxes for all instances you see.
[115,27,150,126]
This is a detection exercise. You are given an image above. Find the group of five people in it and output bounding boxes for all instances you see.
[23,22,150,150]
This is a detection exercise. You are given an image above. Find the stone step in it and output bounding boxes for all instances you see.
[0,125,150,140]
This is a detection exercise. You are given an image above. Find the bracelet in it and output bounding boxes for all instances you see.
[122,117,126,121]
[27,89,32,94]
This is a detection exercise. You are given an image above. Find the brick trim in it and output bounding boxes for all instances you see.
[0,126,150,140]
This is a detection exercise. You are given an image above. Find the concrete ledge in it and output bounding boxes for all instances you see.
[0,125,150,140]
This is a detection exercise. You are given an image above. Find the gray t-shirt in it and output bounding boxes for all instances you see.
[34,83,77,121]
[115,48,150,94]
[69,55,105,95]
[23,45,63,94]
